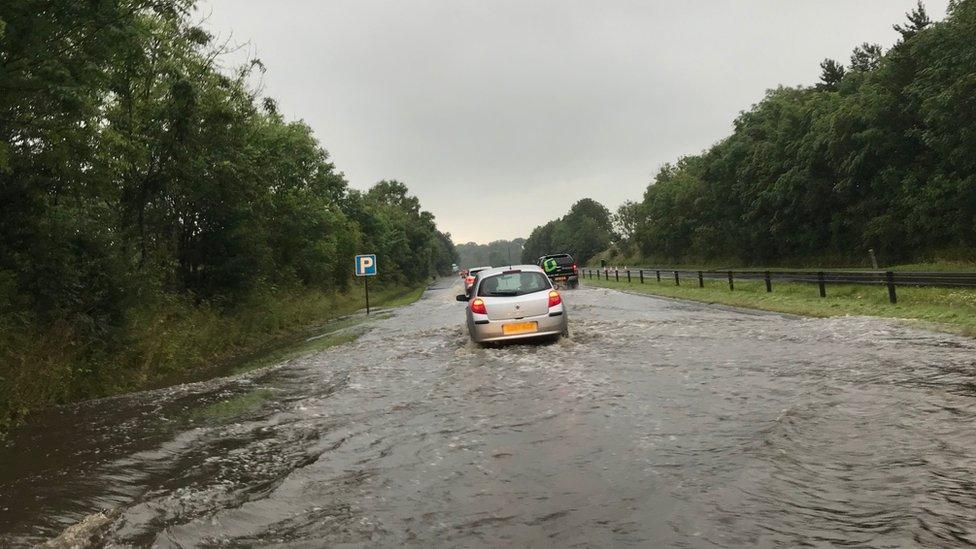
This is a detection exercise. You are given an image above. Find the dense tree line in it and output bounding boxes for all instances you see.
[0,0,456,424]
[629,1,976,266]
[521,199,613,265]
[456,239,525,268]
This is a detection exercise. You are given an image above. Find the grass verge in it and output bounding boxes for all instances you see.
[188,389,276,423]
[584,276,976,337]
[226,318,378,377]
[0,281,428,435]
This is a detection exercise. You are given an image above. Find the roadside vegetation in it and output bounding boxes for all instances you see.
[0,1,457,432]
[529,2,976,272]
[613,1,976,268]
[527,2,976,332]
[585,273,976,338]
[521,199,614,265]
[456,239,526,268]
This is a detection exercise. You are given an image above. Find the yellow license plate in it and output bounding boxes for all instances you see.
[503,321,538,335]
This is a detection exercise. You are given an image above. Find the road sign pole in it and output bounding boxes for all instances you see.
[355,254,377,314]
[364,275,370,315]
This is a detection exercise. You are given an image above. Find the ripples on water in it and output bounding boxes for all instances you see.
[1,284,975,547]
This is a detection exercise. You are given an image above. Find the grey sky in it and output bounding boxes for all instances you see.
[198,0,949,244]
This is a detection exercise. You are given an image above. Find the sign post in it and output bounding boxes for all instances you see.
[354,254,377,314]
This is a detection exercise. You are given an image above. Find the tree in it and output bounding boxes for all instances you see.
[565,198,613,234]
[455,239,523,268]
[521,199,613,265]
[0,0,459,427]
[893,1,932,40]
[817,59,847,90]
[613,200,642,244]
[521,222,557,263]
[615,0,973,265]
[849,43,884,71]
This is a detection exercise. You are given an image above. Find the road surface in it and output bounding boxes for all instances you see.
[2,280,975,547]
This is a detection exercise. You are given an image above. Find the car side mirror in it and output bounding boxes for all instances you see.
[456,294,469,302]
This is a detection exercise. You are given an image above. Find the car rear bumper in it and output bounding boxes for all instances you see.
[468,312,568,343]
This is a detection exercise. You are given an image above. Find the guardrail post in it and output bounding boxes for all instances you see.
[674,270,680,286]
[627,270,631,283]
[728,271,734,291]
[818,272,826,297]
[698,271,704,288]
[886,271,897,304]
[656,270,661,283]
[765,271,772,292]
[639,269,644,284]
[615,269,619,282]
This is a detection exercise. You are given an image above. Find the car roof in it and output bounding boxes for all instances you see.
[539,253,573,259]
[476,265,546,277]
[469,266,492,273]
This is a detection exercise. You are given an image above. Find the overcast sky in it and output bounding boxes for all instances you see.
[198,0,949,244]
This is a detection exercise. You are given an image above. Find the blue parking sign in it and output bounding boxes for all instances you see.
[355,254,377,276]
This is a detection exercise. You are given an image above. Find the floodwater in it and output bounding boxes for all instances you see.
[2,280,976,547]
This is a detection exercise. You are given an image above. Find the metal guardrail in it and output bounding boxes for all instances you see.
[583,268,976,304]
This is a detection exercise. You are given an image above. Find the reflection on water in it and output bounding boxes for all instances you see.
[2,282,975,547]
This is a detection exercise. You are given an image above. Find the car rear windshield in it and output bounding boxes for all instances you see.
[477,272,551,297]
[541,255,574,265]
[541,255,575,272]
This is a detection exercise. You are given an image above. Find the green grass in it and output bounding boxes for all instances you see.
[590,252,976,273]
[188,389,276,423]
[376,284,427,307]
[882,261,976,272]
[585,275,976,338]
[227,324,368,376]
[590,261,976,272]
[0,281,429,435]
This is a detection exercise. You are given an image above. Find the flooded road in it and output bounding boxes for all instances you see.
[2,279,976,547]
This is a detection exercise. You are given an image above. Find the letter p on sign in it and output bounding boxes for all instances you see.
[355,254,377,276]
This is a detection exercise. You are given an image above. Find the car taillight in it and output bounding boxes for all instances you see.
[548,290,562,308]
[572,263,577,272]
[470,298,487,314]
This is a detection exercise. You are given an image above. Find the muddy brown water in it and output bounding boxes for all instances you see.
[2,280,975,547]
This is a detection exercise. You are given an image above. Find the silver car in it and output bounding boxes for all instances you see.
[456,265,569,344]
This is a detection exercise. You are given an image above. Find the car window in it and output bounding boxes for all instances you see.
[477,272,551,297]
[541,255,574,272]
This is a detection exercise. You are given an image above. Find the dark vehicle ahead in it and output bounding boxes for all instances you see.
[538,253,579,289]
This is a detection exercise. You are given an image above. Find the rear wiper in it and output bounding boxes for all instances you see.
[487,291,518,296]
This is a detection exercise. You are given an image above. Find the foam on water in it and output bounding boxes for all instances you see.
[1,281,975,547]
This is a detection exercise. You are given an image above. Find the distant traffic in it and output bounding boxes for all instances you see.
[454,253,579,344]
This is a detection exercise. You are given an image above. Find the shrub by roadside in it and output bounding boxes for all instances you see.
[0,283,425,435]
